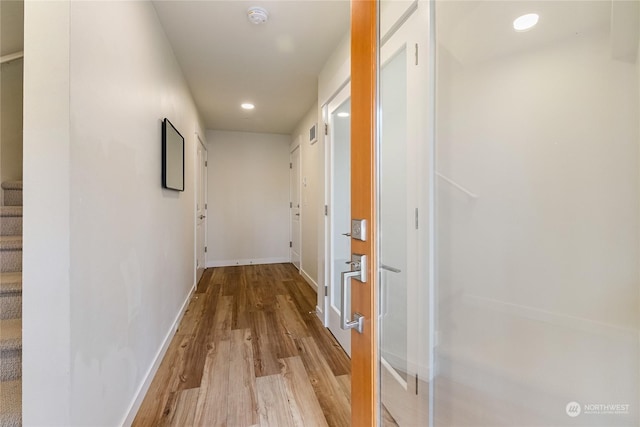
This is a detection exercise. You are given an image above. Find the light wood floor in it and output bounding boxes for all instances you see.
[133,263,354,427]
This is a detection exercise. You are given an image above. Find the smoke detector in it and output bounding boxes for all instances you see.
[247,7,269,25]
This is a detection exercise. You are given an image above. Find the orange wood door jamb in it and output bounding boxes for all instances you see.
[350,0,378,425]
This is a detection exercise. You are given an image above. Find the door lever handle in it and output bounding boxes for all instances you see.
[340,254,366,334]
[341,271,365,333]
[342,233,351,237]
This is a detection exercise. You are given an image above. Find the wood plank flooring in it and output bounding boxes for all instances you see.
[133,264,352,427]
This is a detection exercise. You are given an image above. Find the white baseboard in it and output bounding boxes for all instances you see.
[120,284,195,426]
[300,269,318,292]
[206,257,290,268]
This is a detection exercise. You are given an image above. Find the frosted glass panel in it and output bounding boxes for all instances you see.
[434,1,640,426]
[331,99,351,312]
[380,46,409,380]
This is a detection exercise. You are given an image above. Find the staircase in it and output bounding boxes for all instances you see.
[0,181,22,426]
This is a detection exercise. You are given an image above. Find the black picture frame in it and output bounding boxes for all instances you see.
[162,118,185,191]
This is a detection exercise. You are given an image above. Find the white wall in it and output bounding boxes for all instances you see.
[0,58,23,185]
[23,2,71,423]
[24,1,205,425]
[0,0,24,186]
[436,25,640,423]
[318,33,350,112]
[291,105,322,289]
[206,130,290,267]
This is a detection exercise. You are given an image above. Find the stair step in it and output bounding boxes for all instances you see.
[0,182,22,191]
[0,208,22,236]
[0,273,21,320]
[0,319,21,351]
[0,273,21,294]
[0,380,21,427]
[0,207,22,217]
[1,181,22,207]
[0,319,22,381]
[0,236,21,251]
[0,237,22,273]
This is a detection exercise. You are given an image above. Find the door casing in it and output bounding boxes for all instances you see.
[290,142,302,270]
[195,133,208,284]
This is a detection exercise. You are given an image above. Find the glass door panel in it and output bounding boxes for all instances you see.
[327,85,353,355]
[434,1,640,426]
[378,3,430,425]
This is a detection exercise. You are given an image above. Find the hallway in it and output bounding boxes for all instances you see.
[133,264,352,426]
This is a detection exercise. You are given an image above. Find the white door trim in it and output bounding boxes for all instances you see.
[324,83,352,355]
[195,131,208,286]
[289,139,302,271]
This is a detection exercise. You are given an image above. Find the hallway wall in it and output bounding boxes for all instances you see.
[23,1,205,425]
[0,59,23,185]
[291,104,321,288]
[206,130,290,267]
[0,0,24,186]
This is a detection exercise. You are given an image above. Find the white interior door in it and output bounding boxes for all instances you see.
[379,5,430,426]
[196,135,208,284]
[326,84,352,356]
[290,144,301,270]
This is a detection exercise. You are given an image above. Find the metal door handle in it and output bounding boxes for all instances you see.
[340,254,367,334]
[199,215,206,220]
[342,233,351,237]
[341,271,364,333]
[380,264,401,273]
[295,213,300,216]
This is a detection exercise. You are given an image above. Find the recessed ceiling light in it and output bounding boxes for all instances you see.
[337,112,350,118]
[513,13,539,32]
[241,103,255,110]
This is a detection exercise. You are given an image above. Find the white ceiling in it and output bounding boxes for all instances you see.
[153,1,350,135]
[437,0,611,66]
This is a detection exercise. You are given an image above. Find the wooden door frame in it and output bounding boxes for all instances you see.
[350,0,378,425]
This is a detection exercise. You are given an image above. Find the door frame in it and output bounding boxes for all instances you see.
[350,0,378,424]
[195,131,208,285]
[289,140,302,271]
[324,82,354,355]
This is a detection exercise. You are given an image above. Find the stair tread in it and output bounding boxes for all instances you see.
[0,273,21,294]
[0,236,21,251]
[0,319,21,351]
[0,181,22,191]
[0,380,22,425]
[0,206,21,217]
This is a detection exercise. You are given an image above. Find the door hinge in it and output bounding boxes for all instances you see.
[416,374,419,395]
[290,162,293,169]
[205,160,208,167]
[204,246,208,253]
[324,123,328,135]
[205,203,207,210]
[290,202,293,208]
[415,43,419,65]
[415,208,419,229]
[324,205,328,216]
[325,286,328,296]
[289,241,292,248]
